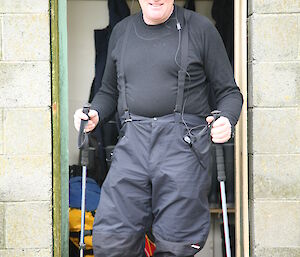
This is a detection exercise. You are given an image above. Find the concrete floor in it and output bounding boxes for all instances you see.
[195,213,235,257]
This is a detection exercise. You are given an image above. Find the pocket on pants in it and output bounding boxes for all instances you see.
[187,126,212,170]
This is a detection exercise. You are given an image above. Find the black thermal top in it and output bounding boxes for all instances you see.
[91,5,243,127]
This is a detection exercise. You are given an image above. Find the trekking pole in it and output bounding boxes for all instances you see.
[78,103,91,257]
[211,110,231,257]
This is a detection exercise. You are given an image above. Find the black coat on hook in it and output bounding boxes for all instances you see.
[184,0,196,11]
[212,0,234,67]
[89,0,130,102]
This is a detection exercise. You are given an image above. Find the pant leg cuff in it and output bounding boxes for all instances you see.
[152,231,205,257]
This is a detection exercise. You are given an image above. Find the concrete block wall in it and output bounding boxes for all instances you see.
[0,0,52,256]
[248,0,300,256]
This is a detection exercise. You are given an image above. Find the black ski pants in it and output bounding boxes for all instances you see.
[93,113,211,257]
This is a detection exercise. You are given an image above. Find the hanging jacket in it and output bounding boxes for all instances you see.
[184,0,196,11]
[212,0,234,66]
[89,0,130,102]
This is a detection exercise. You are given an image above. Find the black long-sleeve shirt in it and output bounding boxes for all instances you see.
[91,6,243,127]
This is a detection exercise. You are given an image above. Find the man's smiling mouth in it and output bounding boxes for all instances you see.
[149,3,164,7]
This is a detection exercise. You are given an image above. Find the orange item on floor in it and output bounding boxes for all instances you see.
[144,234,156,257]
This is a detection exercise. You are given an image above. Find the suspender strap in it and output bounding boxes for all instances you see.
[120,8,190,118]
[119,19,132,121]
[174,9,190,114]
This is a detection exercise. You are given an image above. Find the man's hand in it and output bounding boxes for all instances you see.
[206,116,231,143]
[74,108,99,132]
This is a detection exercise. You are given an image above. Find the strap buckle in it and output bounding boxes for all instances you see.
[124,110,132,123]
[79,242,86,250]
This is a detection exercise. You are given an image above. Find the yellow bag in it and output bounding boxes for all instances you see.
[69,208,95,257]
[69,207,156,256]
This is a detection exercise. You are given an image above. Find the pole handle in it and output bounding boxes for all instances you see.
[78,103,91,149]
[78,103,91,166]
[211,110,226,182]
[82,103,90,116]
[211,110,221,122]
[215,145,226,182]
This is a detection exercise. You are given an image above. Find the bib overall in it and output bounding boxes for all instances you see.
[93,10,212,257]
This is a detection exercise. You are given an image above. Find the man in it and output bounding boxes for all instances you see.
[74,0,243,256]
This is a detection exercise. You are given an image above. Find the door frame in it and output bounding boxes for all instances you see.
[51,0,69,256]
[234,0,249,256]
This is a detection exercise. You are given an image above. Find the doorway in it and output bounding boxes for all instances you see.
[51,0,248,256]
